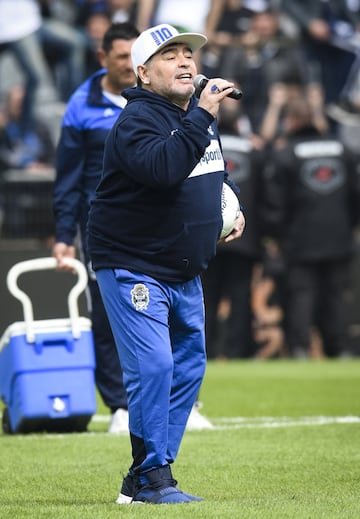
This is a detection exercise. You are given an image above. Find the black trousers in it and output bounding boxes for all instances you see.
[285,258,351,357]
[202,251,256,359]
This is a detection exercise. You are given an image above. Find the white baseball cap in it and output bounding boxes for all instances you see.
[131,23,208,76]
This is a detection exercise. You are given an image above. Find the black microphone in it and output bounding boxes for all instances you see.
[193,74,243,100]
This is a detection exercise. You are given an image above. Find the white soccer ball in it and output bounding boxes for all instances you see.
[220,183,241,239]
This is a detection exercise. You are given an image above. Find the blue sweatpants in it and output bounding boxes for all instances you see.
[96,268,207,472]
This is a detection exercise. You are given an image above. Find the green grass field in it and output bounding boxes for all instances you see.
[1,359,359,518]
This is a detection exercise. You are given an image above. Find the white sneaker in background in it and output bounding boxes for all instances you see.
[109,408,129,434]
[186,402,213,430]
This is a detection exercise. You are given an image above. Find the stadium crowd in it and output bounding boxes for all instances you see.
[1,0,360,360]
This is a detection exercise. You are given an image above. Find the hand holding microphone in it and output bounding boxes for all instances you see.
[193,74,243,100]
[193,75,242,117]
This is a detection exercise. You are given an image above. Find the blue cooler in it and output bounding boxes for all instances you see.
[0,257,97,434]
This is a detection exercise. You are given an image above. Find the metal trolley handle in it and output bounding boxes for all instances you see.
[6,257,88,343]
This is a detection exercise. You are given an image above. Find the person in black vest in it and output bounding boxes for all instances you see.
[263,96,360,358]
[202,95,266,358]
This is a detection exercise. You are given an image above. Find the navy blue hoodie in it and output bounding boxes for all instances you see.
[88,86,235,283]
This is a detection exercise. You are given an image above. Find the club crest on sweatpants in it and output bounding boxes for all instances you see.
[131,283,150,311]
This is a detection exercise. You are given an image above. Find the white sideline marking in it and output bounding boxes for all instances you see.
[210,415,360,429]
[91,414,360,429]
[1,414,359,437]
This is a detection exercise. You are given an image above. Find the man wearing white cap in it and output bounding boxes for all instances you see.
[88,23,245,505]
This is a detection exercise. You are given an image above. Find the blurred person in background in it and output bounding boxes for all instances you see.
[202,93,266,358]
[203,0,259,79]
[259,80,329,145]
[39,0,89,101]
[251,239,286,359]
[0,85,55,171]
[217,6,309,131]
[0,0,59,135]
[74,0,137,76]
[74,0,110,26]
[52,22,140,433]
[281,0,360,106]
[75,0,137,25]
[262,96,360,358]
[136,0,211,32]
[108,0,138,23]
[82,11,112,76]
[0,82,56,241]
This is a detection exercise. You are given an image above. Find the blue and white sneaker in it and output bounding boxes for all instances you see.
[116,465,203,505]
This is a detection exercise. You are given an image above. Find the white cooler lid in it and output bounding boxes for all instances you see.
[0,317,92,351]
